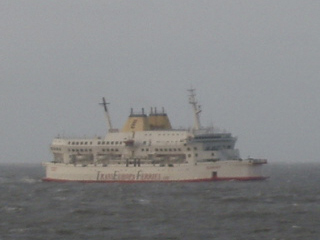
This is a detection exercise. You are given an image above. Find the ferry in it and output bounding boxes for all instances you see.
[43,89,267,182]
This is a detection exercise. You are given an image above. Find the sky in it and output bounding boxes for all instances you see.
[1,1,320,164]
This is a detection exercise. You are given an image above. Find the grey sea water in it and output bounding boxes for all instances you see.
[0,163,319,240]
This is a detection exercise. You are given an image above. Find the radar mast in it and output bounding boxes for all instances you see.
[188,89,201,130]
[99,97,113,132]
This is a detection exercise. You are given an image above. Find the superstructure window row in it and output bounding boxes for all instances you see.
[154,148,182,152]
[102,148,119,152]
[68,141,123,146]
[51,147,62,151]
[68,141,93,145]
[69,149,92,152]
[97,141,122,145]
[205,145,232,151]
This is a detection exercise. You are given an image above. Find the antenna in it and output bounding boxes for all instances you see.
[99,97,113,132]
[188,88,201,130]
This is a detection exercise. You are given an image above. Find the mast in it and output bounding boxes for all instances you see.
[188,88,201,130]
[99,97,113,132]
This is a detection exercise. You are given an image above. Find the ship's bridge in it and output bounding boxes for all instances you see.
[191,132,237,151]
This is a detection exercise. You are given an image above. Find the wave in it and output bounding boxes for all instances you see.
[19,177,41,184]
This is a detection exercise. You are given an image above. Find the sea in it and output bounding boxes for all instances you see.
[0,163,319,240]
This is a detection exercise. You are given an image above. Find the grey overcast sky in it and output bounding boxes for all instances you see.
[1,1,320,163]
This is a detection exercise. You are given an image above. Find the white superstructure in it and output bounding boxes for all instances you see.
[43,90,267,182]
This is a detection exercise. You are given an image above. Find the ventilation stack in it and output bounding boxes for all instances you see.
[121,108,150,132]
[148,107,172,130]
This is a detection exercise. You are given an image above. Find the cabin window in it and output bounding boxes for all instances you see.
[115,141,119,145]
[187,147,191,151]
[98,141,101,145]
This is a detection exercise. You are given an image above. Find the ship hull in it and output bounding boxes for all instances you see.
[43,160,267,182]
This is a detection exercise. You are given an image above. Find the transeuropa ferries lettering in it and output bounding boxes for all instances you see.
[96,170,169,181]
